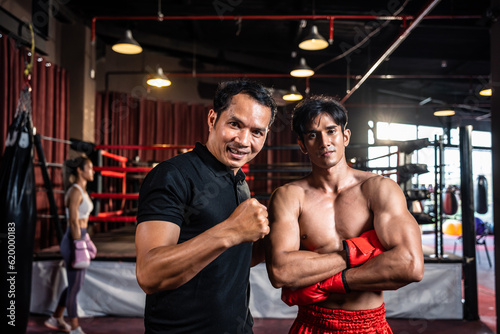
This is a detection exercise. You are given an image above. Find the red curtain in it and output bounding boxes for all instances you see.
[95,91,211,162]
[0,33,69,251]
[94,92,212,231]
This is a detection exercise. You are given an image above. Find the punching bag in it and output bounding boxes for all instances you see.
[443,186,459,215]
[475,175,488,214]
[0,87,37,334]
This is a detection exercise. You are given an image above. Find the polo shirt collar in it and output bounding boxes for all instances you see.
[193,142,247,182]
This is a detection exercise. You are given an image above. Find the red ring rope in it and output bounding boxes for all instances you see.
[89,216,136,222]
[91,193,139,200]
[95,144,194,150]
[101,149,128,162]
[94,166,153,173]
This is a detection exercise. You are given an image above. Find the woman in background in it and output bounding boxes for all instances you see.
[45,155,96,334]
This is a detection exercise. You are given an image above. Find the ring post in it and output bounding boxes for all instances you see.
[460,125,479,320]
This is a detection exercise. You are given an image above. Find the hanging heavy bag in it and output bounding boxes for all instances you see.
[0,87,37,334]
[475,175,488,214]
[443,186,459,215]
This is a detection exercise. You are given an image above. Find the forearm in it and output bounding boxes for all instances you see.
[251,239,265,267]
[69,218,81,239]
[268,250,346,289]
[344,246,424,291]
[137,223,237,294]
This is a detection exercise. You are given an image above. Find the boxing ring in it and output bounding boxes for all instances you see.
[31,256,462,320]
[30,140,464,320]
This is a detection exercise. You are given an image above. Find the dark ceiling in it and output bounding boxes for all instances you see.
[62,0,494,126]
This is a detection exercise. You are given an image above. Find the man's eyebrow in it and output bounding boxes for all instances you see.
[304,124,338,133]
[229,115,267,132]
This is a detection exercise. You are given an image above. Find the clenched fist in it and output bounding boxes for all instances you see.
[225,198,270,244]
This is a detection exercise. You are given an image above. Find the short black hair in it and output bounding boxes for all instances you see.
[213,80,278,126]
[291,95,348,142]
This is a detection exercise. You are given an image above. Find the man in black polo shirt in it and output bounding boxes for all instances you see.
[136,80,277,333]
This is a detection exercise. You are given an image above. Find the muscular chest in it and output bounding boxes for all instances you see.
[298,187,373,253]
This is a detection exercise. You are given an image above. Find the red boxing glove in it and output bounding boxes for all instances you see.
[343,230,385,268]
[281,271,349,306]
[282,283,329,306]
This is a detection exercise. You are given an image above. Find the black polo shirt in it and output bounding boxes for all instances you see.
[137,142,253,334]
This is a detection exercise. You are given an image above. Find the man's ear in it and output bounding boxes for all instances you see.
[297,139,308,154]
[343,128,351,147]
[208,109,217,131]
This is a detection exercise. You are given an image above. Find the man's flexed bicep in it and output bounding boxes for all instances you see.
[135,220,183,294]
[266,186,301,286]
[345,177,425,291]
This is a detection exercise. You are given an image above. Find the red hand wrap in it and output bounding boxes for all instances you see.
[281,282,329,306]
[319,270,350,294]
[281,271,349,306]
[343,230,385,268]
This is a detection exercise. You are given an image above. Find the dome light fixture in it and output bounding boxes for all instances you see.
[147,68,171,88]
[299,25,329,51]
[112,30,143,55]
[290,58,314,77]
[282,85,303,101]
[433,108,455,117]
[479,86,492,97]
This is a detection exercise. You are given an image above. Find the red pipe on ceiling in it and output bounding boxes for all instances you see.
[92,9,483,99]
[91,14,481,43]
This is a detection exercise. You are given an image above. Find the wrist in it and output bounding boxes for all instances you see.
[208,222,239,249]
[320,269,350,294]
[341,269,351,293]
[342,240,351,268]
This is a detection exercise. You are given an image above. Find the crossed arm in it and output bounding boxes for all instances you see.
[344,178,424,291]
[265,177,424,294]
[265,184,347,289]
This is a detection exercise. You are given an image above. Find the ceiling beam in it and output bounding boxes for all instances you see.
[340,0,442,103]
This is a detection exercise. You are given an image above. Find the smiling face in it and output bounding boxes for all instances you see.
[298,112,351,169]
[206,93,271,173]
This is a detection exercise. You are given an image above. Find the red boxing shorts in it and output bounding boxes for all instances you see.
[288,303,393,334]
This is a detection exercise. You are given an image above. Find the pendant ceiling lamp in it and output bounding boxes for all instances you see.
[112,29,143,55]
[147,68,172,87]
[433,108,455,117]
[282,85,303,101]
[299,25,329,51]
[290,58,314,77]
[479,85,492,96]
